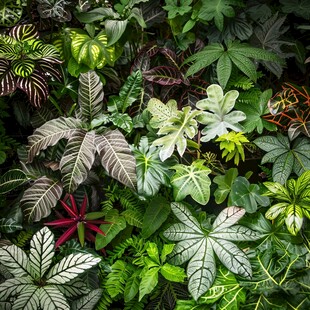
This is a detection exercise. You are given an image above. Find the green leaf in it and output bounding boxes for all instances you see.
[161,244,175,263]
[196,84,246,142]
[0,218,23,233]
[0,169,29,194]
[170,160,212,205]
[163,0,192,19]
[105,19,128,46]
[139,266,160,301]
[124,270,140,302]
[213,168,238,204]
[161,263,186,282]
[229,177,270,213]
[29,227,55,279]
[280,0,310,20]
[141,196,171,238]
[46,253,101,284]
[109,112,133,133]
[21,176,63,223]
[95,129,137,190]
[95,209,127,250]
[285,204,304,236]
[134,137,175,197]
[0,0,23,27]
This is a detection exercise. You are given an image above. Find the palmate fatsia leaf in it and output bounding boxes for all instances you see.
[46,252,101,284]
[29,226,54,279]
[0,277,33,301]
[196,84,246,142]
[60,130,96,193]
[12,286,41,309]
[163,203,260,300]
[152,106,201,161]
[95,129,137,190]
[77,70,104,122]
[27,117,83,162]
[39,286,69,310]
[21,176,63,222]
[170,160,212,205]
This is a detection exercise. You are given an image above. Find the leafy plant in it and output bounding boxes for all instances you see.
[254,133,310,184]
[0,226,101,309]
[45,194,107,247]
[0,24,62,107]
[215,131,249,165]
[37,0,72,22]
[263,170,310,235]
[0,0,23,26]
[196,84,246,142]
[163,202,261,300]
[183,40,283,88]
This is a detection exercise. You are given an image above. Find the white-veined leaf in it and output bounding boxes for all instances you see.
[60,130,96,193]
[46,253,101,284]
[12,286,40,310]
[285,204,304,235]
[29,227,55,279]
[21,176,63,223]
[77,70,104,122]
[0,277,33,300]
[54,278,90,298]
[95,129,137,190]
[212,206,245,232]
[39,286,70,310]
[210,225,261,241]
[0,245,30,277]
[71,288,103,310]
[0,217,23,233]
[209,238,252,278]
[188,239,216,301]
[27,117,84,161]
[0,169,29,194]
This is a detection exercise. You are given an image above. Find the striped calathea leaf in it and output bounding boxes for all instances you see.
[163,203,261,300]
[0,227,101,310]
[27,70,136,193]
[0,24,62,107]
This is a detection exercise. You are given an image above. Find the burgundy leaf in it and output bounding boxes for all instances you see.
[80,195,88,216]
[55,224,77,248]
[45,218,76,226]
[0,59,17,96]
[85,222,106,236]
[143,66,183,85]
[59,200,77,218]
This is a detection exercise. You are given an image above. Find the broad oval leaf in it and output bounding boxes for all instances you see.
[285,204,304,236]
[95,129,137,190]
[105,19,128,46]
[21,176,63,223]
[0,169,29,194]
[60,130,96,193]
[29,227,55,279]
[143,66,183,85]
[0,0,23,26]
[0,218,23,233]
[0,59,17,96]
[46,253,101,284]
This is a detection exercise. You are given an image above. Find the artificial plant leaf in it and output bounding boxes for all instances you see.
[170,160,212,205]
[77,70,104,123]
[27,117,84,162]
[71,288,103,310]
[164,203,256,300]
[0,217,23,233]
[152,106,201,161]
[29,227,55,279]
[60,130,96,193]
[39,286,70,310]
[213,168,238,204]
[141,196,171,238]
[95,129,137,190]
[236,89,277,133]
[46,253,101,284]
[229,177,270,213]
[133,137,175,197]
[0,244,30,277]
[196,84,246,142]
[16,70,49,107]
[95,209,126,250]
[0,169,29,194]
[21,176,63,223]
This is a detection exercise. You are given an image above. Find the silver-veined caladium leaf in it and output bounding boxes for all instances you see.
[163,202,261,300]
[196,84,246,142]
[0,227,101,309]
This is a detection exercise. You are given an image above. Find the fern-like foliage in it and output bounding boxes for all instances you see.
[11,229,33,248]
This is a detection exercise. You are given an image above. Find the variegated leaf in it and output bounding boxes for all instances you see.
[60,130,96,193]
[39,286,70,310]
[0,277,33,300]
[16,70,48,107]
[0,244,30,277]
[143,66,183,85]
[37,59,62,81]
[46,253,101,284]
[27,117,83,162]
[209,238,252,278]
[0,59,17,96]
[28,41,62,63]
[210,225,261,241]
[54,278,90,298]
[160,222,200,241]
[29,227,55,279]
[212,206,245,232]
[12,59,35,77]
[95,129,137,190]
[0,217,23,233]
[0,169,29,194]
[9,24,39,41]
[187,239,216,301]
[71,288,103,310]
[21,176,63,222]
[78,70,104,122]
[0,0,23,27]
[12,286,40,310]
[285,204,304,235]
[30,105,56,128]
